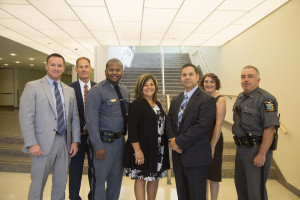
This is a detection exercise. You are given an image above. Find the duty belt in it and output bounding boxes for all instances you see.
[100,131,124,143]
[233,133,262,149]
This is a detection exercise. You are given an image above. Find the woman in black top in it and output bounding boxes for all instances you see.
[200,73,226,200]
[124,74,170,200]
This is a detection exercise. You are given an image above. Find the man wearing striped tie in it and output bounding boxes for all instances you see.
[19,53,81,200]
[166,63,216,200]
[69,57,96,200]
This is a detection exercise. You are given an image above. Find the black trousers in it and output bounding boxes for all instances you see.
[69,134,92,200]
[173,155,210,200]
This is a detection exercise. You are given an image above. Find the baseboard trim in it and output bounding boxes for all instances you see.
[273,160,300,197]
[286,182,300,197]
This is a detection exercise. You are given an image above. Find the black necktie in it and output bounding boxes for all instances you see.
[115,84,127,133]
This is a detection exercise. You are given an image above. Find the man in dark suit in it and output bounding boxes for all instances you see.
[69,57,96,200]
[166,63,216,200]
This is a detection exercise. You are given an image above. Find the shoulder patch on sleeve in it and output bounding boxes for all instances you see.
[264,100,276,112]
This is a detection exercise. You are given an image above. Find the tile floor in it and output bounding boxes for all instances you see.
[0,172,299,200]
[0,108,299,200]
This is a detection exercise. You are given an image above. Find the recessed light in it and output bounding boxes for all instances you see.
[30,64,34,66]
[29,58,34,60]
[0,58,2,60]
[16,61,20,63]
[4,64,8,66]
[43,62,46,64]
[10,53,16,56]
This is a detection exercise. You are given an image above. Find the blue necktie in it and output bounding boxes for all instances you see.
[177,94,188,131]
[53,81,65,135]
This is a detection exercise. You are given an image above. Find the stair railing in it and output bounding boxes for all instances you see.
[160,47,165,95]
[165,94,172,185]
[191,49,210,74]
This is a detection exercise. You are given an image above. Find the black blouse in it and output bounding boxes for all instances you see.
[123,98,170,172]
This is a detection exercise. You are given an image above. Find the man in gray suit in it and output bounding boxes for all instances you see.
[19,53,81,200]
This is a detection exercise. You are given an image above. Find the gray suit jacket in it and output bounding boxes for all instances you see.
[19,76,81,156]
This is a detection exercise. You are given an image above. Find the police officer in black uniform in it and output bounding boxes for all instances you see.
[232,65,279,200]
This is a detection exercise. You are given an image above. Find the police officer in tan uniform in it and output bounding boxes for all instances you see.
[232,65,279,200]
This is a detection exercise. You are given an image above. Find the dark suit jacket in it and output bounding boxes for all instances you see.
[165,87,216,167]
[69,80,96,131]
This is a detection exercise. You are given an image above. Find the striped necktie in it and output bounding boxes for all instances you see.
[177,94,188,131]
[84,84,88,109]
[53,81,65,135]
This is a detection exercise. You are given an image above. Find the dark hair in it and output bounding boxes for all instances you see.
[106,58,123,69]
[181,63,199,74]
[200,73,221,90]
[76,57,91,67]
[134,74,158,102]
[46,53,65,65]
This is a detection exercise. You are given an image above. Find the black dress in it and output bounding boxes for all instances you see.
[208,95,224,182]
[123,99,170,181]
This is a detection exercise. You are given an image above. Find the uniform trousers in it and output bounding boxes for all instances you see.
[69,134,92,200]
[91,135,125,200]
[234,145,273,200]
[173,155,209,200]
[28,134,69,200]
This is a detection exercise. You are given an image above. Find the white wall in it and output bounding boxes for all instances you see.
[94,47,134,82]
[214,0,300,189]
[188,47,220,74]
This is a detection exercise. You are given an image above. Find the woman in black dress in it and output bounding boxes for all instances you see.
[124,74,170,200]
[200,73,226,200]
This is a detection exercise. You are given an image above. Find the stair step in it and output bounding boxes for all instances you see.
[0,136,24,145]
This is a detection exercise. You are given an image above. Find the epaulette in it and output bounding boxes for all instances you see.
[98,80,108,86]
[257,88,275,99]
[237,92,243,99]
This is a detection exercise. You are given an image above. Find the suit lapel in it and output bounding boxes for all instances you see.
[62,82,69,116]
[41,76,56,114]
[75,81,84,110]
[181,88,201,120]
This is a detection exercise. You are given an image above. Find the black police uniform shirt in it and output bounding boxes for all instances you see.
[232,87,279,138]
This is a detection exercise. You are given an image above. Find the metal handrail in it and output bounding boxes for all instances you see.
[222,94,238,100]
[191,49,210,74]
[165,94,172,185]
[161,47,165,94]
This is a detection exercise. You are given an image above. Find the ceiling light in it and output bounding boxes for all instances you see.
[16,61,20,63]
[0,58,2,60]
[29,58,34,60]
[4,64,9,66]
[30,64,34,66]
[10,53,16,56]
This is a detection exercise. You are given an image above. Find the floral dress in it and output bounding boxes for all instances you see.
[125,105,166,181]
